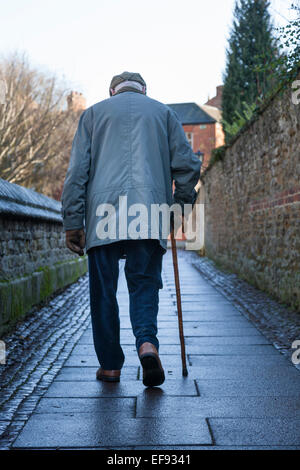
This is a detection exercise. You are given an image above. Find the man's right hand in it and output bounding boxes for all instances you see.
[66,229,86,256]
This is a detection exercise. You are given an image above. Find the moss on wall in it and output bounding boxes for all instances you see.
[0,256,88,336]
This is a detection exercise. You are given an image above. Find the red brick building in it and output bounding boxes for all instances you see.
[168,86,224,171]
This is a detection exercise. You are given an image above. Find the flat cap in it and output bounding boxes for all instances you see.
[109,71,146,96]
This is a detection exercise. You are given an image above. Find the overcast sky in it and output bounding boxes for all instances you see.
[0,0,296,106]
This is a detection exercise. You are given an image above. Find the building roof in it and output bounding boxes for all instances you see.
[167,102,216,125]
[200,104,222,123]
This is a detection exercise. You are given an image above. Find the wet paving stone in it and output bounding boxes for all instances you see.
[196,377,300,397]
[145,364,300,381]
[136,395,300,418]
[183,319,254,328]
[188,251,300,363]
[185,344,279,355]
[189,354,290,367]
[181,313,242,321]
[45,379,198,398]
[71,343,183,356]
[184,327,263,336]
[65,354,182,368]
[177,305,244,313]
[208,418,300,446]
[134,445,300,450]
[185,336,271,345]
[55,366,140,382]
[35,397,136,415]
[77,334,181,345]
[0,275,91,448]
[12,415,212,448]
[2,249,300,449]
[71,343,281,357]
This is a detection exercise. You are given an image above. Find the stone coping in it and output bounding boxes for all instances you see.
[0,178,62,223]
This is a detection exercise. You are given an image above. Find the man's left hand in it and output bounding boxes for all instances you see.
[66,229,86,256]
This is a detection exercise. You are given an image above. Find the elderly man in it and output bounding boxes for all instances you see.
[61,72,200,387]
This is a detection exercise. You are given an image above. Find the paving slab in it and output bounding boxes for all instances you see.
[208,418,300,446]
[8,249,300,450]
[189,354,289,367]
[71,343,280,357]
[35,397,135,415]
[174,296,225,302]
[118,311,177,318]
[181,313,242,321]
[65,354,182,368]
[55,366,139,381]
[101,327,264,338]
[183,319,253,327]
[174,293,229,299]
[185,345,279,356]
[185,336,271,345]
[144,364,300,380]
[46,379,198,398]
[196,378,300,397]
[77,333,181,345]
[178,305,245,313]
[134,445,300,450]
[12,415,212,448]
[136,395,300,418]
[184,325,261,335]
[71,344,182,356]
[171,289,230,295]
[181,300,234,307]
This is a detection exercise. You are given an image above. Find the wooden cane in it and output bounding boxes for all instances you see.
[170,229,188,377]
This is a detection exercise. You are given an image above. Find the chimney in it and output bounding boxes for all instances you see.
[205,85,223,110]
[67,91,87,113]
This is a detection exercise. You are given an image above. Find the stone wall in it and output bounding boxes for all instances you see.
[202,79,300,311]
[0,179,87,335]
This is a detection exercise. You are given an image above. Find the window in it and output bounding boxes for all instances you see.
[185,132,193,149]
[200,125,206,130]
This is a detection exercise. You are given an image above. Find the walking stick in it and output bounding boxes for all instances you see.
[170,228,188,377]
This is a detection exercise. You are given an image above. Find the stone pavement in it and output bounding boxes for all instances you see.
[9,250,300,449]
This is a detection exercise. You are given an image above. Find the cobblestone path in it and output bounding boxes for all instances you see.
[1,250,300,449]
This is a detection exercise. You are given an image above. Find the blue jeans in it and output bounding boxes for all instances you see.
[88,240,164,370]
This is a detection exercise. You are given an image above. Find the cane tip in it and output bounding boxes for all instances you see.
[182,368,188,377]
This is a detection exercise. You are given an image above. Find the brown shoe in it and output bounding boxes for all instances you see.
[138,342,165,387]
[96,368,121,383]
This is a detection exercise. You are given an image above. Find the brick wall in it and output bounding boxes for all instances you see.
[202,79,300,311]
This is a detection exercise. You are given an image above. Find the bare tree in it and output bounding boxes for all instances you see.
[39,109,79,199]
[0,52,80,197]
